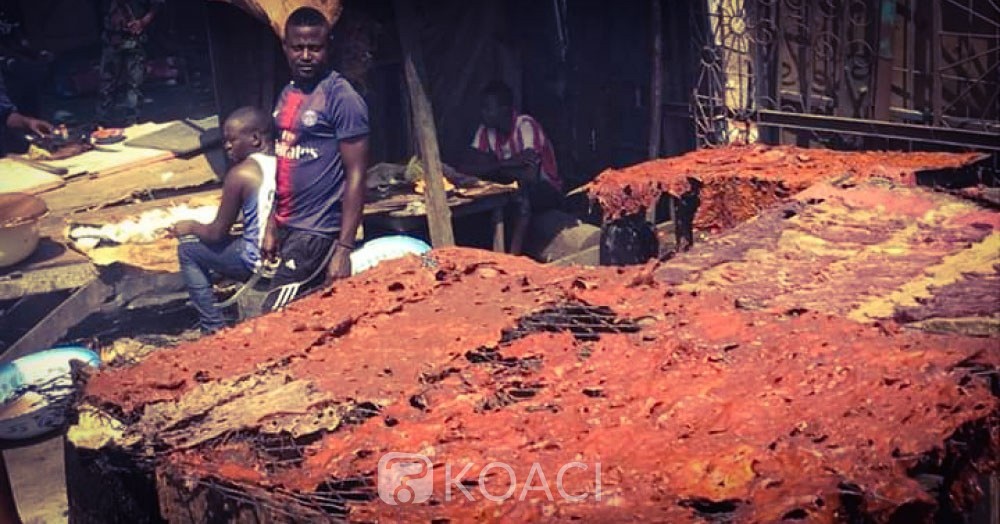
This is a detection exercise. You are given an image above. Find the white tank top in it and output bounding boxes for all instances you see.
[240,153,277,268]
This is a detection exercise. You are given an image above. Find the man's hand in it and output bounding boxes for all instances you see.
[261,227,278,262]
[24,117,53,137]
[126,20,145,35]
[519,149,541,169]
[511,149,542,185]
[326,246,352,283]
[7,113,54,137]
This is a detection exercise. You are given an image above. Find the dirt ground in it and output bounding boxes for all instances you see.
[4,436,68,524]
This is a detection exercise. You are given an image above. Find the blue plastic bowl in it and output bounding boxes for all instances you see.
[350,235,432,275]
[0,345,100,440]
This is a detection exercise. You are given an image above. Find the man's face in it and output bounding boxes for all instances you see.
[223,121,258,164]
[480,95,510,132]
[283,24,329,82]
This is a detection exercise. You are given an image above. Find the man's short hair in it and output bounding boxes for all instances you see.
[482,80,513,108]
[227,106,272,138]
[285,7,329,34]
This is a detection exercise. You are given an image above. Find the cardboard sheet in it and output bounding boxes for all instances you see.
[125,116,221,155]
[43,122,175,178]
[0,160,66,194]
[68,193,222,273]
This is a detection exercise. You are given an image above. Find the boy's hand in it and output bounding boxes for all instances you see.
[171,220,197,237]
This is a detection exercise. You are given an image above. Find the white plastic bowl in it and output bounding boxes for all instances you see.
[0,192,47,268]
[0,220,41,268]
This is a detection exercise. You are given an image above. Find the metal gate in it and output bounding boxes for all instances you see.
[693,0,1000,151]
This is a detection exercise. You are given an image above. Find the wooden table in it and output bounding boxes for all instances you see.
[0,150,222,362]
[364,183,516,252]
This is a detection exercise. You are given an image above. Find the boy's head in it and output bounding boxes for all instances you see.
[223,106,271,163]
[480,80,514,133]
[283,7,330,83]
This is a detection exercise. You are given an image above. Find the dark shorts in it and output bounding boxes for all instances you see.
[523,177,564,213]
[511,176,564,219]
[271,228,336,288]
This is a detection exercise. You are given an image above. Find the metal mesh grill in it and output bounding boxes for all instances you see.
[183,473,374,522]
[501,301,641,342]
[100,301,641,519]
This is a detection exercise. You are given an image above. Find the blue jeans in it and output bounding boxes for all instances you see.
[177,236,252,333]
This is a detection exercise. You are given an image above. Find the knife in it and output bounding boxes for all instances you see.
[8,155,70,176]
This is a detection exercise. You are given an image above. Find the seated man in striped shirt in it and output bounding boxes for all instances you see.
[462,80,563,255]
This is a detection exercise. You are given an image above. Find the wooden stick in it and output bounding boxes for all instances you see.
[394,0,455,248]
[645,0,663,224]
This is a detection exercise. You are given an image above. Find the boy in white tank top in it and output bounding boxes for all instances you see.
[172,106,275,334]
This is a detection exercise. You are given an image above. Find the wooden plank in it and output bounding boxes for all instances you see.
[646,0,663,224]
[364,187,513,238]
[394,0,455,248]
[0,291,71,350]
[39,150,224,216]
[212,0,343,38]
[44,123,175,178]
[491,206,505,253]
[0,238,96,301]
[0,161,65,194]
[0,261,96,301]
[124,116,222,155]
[2,278,112,363]
[40,188,224,241]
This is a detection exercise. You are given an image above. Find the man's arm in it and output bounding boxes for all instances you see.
[260,210,279,262]
[127,2,160,34]
[6,112,53,136]
[327,135,369,281]
[461,148,539,185]
[1,71,51,137]
[173,164,254,243]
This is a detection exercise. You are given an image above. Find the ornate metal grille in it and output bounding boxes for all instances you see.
[693,0,1000,150]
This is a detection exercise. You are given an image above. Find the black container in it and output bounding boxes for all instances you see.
[599,212,658,266]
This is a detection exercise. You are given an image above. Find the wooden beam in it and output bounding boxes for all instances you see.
[210,0,343,38]
[394,0,455,248]
[647,0,663,162]
[646,0,663,225]
[2,279,112,363]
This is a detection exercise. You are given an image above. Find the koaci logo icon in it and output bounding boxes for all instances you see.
[377,452,602,505]
[377,452,434,505]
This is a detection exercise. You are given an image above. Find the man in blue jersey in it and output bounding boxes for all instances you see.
[261,7,369,289]
[173,106,276,333]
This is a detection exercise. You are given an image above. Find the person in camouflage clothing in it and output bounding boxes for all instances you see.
[97,0,162,126]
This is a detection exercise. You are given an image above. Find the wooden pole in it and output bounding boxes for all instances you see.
[394,0,455,248]
[646,0,664,224]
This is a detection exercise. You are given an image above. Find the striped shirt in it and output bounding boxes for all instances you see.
[471,113,561,191]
